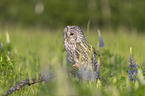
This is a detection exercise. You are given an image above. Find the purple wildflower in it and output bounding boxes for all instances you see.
[110,72,116,77]
[110,73,113,77]
[0,43,4,51]
[128,47,137,81]
[98,30,105,47]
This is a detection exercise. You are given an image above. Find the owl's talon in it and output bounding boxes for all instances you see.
[73,64,79,67]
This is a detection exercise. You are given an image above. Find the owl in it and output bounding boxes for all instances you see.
[63,25,98,80]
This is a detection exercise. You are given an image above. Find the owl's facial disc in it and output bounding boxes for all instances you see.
[66,31,77,42]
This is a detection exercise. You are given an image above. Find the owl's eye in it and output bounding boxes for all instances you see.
[70,32,74,36]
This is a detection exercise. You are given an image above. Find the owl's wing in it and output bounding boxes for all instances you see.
[86,41,97,56]
[66,52,72,65]
[93,47,97,56]
[91,47,97,72]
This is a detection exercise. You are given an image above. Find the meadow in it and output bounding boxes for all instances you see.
[0,27,145,96]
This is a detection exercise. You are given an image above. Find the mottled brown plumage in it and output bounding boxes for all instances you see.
[63,25,98,80]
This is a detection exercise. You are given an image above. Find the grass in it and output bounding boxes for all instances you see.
[0,27,145,96]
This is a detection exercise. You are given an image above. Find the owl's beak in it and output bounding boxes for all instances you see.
[67,37,69,41]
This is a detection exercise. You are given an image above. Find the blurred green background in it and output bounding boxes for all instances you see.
[1,1,145,96]
[0,0,145,31]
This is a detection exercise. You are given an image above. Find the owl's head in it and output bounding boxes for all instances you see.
[63,25,85,43]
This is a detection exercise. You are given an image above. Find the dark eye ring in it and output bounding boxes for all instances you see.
[70,32,74,35]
